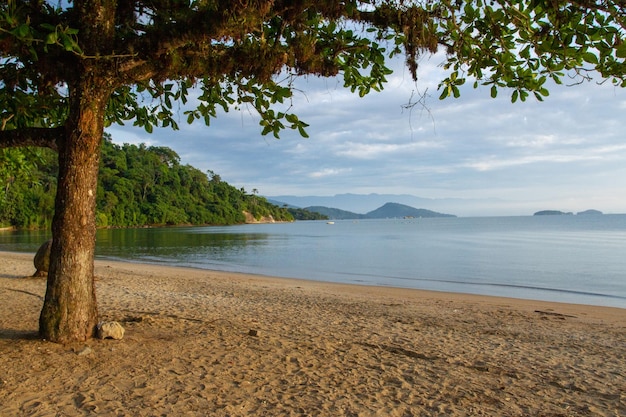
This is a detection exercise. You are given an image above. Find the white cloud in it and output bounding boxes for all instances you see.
[334,140,446,159]
[502,134,585,149]
[308,167,353,178]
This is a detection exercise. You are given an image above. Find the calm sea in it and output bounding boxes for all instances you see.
[2,215,626,308]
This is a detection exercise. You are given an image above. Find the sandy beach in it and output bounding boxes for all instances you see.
[0,251,624,416]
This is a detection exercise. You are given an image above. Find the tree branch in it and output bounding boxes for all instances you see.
[115,1,352,83]
[0,127,62,151]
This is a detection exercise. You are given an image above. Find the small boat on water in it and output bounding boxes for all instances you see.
[326,221,335,225]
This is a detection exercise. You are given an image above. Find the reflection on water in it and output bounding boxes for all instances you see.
[97,227,270,258]
[97,227,278,272]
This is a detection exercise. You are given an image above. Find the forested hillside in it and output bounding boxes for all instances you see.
[0,135,293,229]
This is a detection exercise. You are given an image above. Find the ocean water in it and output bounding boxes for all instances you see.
[2,215,626,308]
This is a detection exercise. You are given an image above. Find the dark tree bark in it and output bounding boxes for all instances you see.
[38,75,111,343]
[36,0,117,343]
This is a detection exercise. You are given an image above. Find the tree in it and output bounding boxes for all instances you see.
[1,1,624,343]
[0,147,56,228]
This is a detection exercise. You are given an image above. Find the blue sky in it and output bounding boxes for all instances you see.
[106,54,626,216]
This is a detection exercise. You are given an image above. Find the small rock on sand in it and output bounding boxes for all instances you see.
[33,239,53,277]
[97,321,125,340]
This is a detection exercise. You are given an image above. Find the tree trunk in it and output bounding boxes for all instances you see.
[39,77,109,343]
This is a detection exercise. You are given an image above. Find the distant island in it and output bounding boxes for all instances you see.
[534,210,573,216]
[534,209,603,216]
[287,202,455,220]
[576,209,603,216]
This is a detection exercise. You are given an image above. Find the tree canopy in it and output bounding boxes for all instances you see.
[0,0,624,343]
[2,1,625,139]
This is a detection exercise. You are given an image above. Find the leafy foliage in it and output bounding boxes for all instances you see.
[2,1,623,143]
[0,147,56,228]
[435,0,626,102]
[0,136,293,228]
[287,207,330,221]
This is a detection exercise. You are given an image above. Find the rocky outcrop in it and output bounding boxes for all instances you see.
[96,321,125,340]
[33,239,53,277]
[243,211,276,224]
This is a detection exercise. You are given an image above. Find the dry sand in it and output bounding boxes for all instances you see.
[0,251,624,416]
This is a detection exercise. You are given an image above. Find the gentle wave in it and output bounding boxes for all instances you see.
[339,270,626,301]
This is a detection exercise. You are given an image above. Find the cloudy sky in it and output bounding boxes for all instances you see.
[106,54,626,216]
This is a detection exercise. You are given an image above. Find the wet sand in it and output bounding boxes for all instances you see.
[1,251,624,416]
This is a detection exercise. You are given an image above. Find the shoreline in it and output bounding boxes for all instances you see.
[3,247,625,311]
[2,250,625,318]
[1,251,625,416]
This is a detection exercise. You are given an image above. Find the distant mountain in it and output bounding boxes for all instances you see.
[365,203,455,218]
[267,199,299,208]
[268,193,620,217]
[303,202,454,220]
[267,193,511,217]
[269,193,442,213]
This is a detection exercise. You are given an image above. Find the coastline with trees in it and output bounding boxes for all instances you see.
[0,134,294,230]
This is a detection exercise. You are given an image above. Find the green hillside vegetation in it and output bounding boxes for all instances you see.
[265,199,328,220]
[305,206,367,220]
[0,147,57,229]
[286,207,329,221]
[0,135,293,229]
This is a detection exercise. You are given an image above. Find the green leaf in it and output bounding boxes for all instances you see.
[13,24,31,38]
[616,43,626,59]
[45,32,57,45]
[261,125,272,136]
[39,23,57,31]
[490,85,498,98]
[551,73,563,85]
[61,35,76,51]
[520,90,529,102]
[583,52,599,64]
[464,3,476,20]
[297,125,309,138]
